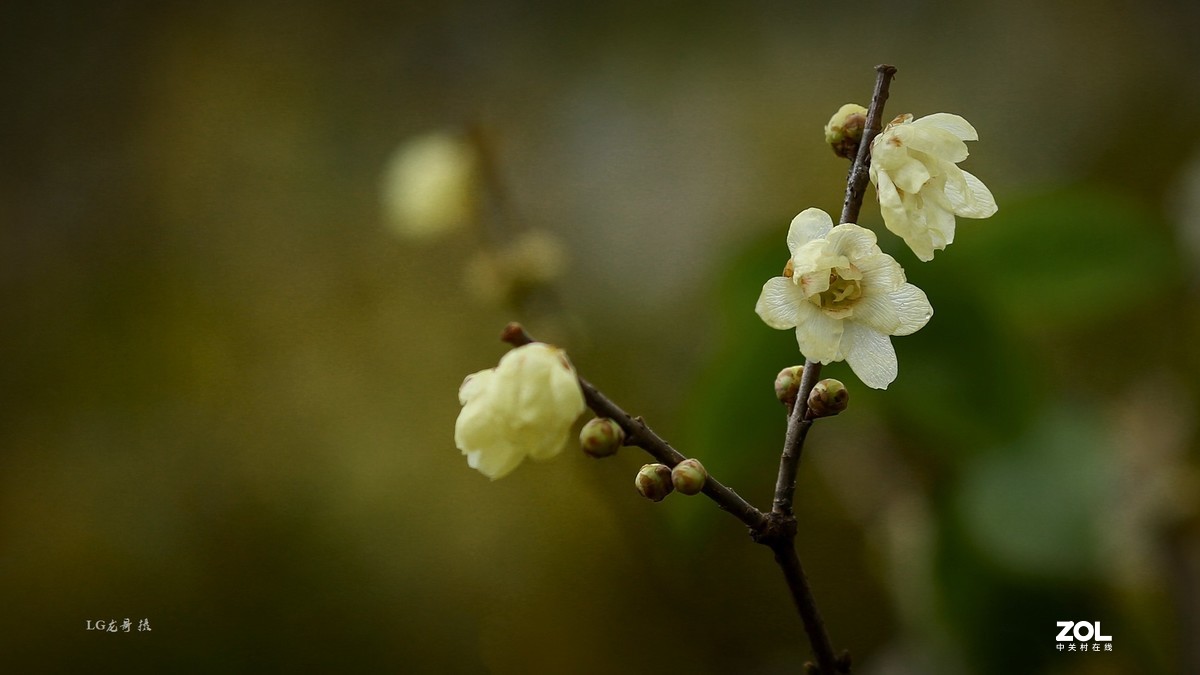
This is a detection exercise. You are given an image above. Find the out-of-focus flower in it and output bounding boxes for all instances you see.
[464,229,569,305]
[381,130,479,240]
[755,208,933,389]
[454,343,585,479]
[824,103,868,159]
[869,113,997,261]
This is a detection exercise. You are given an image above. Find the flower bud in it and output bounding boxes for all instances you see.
[824,103,868,160]
[580,418,625,458]
[635,463,674,502]
[808,378,849,418]
[774,365,805,406]
[670,458,708,495]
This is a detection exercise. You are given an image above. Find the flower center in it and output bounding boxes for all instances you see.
[813,269,862,310]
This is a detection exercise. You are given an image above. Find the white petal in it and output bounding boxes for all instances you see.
[944,168,997,218]
[458,368,496,405]
[842,322,898,390]
[826,224,879,261]
[858,252,906,291]
[849,294,900,334]
[794,305,844,364]
[924,199,957,250]
[466,442,525,480]
[875,171,915,245]
[896,125,968,164]
[889,156,933,194]
[886,283,933,335]
[786,208,834,255]
[526,427,570,461]
[911,113,978,141]
[756,276,807,329]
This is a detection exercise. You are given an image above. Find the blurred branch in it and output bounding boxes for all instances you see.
[500,322,768,532]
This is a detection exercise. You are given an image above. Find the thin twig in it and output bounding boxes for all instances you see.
[501,322,769,532]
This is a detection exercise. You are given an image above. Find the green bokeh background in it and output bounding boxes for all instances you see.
[3,2,1199,673]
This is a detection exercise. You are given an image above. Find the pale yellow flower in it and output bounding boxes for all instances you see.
[455,343,585,479]
[870,113,997,261]
[755,208,933,389]
[381,131,479,240]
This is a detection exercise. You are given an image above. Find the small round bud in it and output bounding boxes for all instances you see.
[635,464,674,502]
[808,378,849,418]
[824,103,868,160]
[580,418,625,458]
[774,365,805,406]
[671,458,708,495]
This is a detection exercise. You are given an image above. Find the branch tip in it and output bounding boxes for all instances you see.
[500,322,533,347]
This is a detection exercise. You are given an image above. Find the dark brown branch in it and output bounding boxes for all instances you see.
[840,64,897,226]
[501,322,769,532]
[773,541,839,673]
[769,64,898,675]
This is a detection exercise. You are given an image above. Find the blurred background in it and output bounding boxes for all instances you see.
[3,1,1200,673]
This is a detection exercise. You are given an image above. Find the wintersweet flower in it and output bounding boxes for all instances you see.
[381,130,479,240]
[755,208,933,389]
[455,343,586,479]
[869,113,998,261]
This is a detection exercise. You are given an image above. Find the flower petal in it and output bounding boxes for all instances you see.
[897,125,969,164]
[826,223,879,261]
[786,208,834,255]
[842,322,898,390]
[944,168,997,218]
[458,368,496,405]
[756,276,807,329]
[794,304,843,363]
[911,113,978,141]
[886,283,933,335]
[889,156,933,194]
[858,251,906,291]
[465,442,525,480]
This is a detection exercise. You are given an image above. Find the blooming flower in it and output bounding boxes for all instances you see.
[381,130,479,240]
[755,208,933,389]
[455,343,586,479]
[869,113,998,261]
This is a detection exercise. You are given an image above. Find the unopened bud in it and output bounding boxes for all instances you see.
[775,365,805,406]
[635,463,674,502]
[580,418,624,458]
[824,103,868,160]
[671,458,708,495]
[808,378,849,418]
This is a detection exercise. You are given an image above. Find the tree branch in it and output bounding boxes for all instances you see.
[501,322,769,532]
[494,64,898,675]
[768,63,898,675]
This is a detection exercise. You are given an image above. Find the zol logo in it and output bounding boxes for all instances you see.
[1056,621,1112,642]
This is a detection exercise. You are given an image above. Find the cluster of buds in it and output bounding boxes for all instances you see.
[775,368,851,419]
[635,459,708,502]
